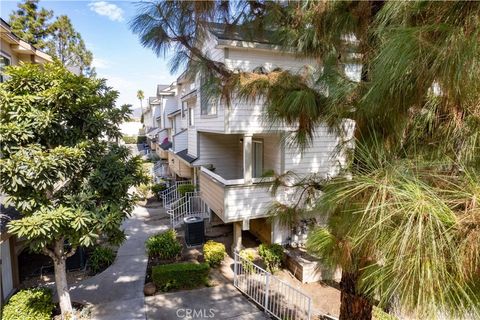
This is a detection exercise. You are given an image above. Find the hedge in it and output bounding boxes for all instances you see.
[152,262,210,291]
[2,287,54,320]
[203,240,226,267]
[146,229,182,260]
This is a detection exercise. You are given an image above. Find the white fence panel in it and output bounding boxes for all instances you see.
[234,252,312,320]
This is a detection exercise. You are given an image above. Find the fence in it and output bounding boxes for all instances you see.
[167,192,209,228]
[233,252,312,320]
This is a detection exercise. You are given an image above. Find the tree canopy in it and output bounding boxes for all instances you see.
[132,1,480,319]
[9,0,94,75]
[0,62,145,316]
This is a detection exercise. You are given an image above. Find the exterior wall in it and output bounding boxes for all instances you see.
[1,38,19,65]
[225,48,313,73]
[283,123,354,178]
[255,134,282,175]
[173,129,188,153]
[195,133,243,179]
[168,152,192,179]
[187,128,197,157]
[223,183,273,221]
[199,172,225,218]
[156,148,169,159]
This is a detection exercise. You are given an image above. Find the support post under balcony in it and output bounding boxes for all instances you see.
[232,221,243,253]
[243,134,253,185]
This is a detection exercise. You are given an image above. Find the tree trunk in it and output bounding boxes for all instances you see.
[339,271,373,320]
[53,240,73,318]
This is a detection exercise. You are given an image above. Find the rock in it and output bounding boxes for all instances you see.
[144,282,156,296]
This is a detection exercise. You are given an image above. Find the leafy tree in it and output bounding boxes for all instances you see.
[9,0,94,75]
[46,15,94,75]
[132,1,480,319]
[0,63,146,317]
[8,0,53,49]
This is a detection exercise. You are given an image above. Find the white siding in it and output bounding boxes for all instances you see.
[283,124,349,178]
[224,184,273,221]
[173,130,188,152]
[256,134,282,175]
[195,133,243,179]
[187,128,197,157]
[225,48,314,73]
[194,81,226,133]
[202,33,224,63]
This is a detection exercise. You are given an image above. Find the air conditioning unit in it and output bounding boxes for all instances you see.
[184,216,205,247]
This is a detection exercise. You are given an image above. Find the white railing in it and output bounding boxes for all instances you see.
[160,180,192,208]
[167,191,209,228]
[234,252,312,320]
[153,161,169,179]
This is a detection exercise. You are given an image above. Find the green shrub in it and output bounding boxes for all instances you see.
[151,183,167,194]
[239,248,256,272]
[177,183,195,197]
[258,243,284,273]
[89,246,115,273]
[137,183,152,200]
[3,287,54,320]
[122,135,137,144]
[203,240,226,267]
[146,229,182,260]
[137,135,147,144]
[152,262,210,291]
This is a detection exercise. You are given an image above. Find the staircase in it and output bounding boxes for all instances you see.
[153,161,169,181]
[160,180,192,209]
[167,191,210,228]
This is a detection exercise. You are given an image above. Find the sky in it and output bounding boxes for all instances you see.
[1,0,178,109]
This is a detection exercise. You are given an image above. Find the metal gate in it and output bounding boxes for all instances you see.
[233,252,312,320]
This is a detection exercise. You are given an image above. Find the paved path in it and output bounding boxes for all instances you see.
[69,205,168,320]
[145,284,269,320]
[69,204,267,320]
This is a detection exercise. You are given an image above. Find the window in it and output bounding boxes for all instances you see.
[0,54,11,83]
[200,77,217,116]
[252,141,264,178]
[188,107,194,127]
[156,116,162,129]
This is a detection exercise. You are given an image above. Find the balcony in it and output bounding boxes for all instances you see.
[199,166,275,223]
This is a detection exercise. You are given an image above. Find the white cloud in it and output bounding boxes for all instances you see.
[88,1,124,22]
[91,57,111,69]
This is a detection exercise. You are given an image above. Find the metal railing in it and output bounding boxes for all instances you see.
[160,180,192,208]
[234,252,312,320]
[167,191,209,228]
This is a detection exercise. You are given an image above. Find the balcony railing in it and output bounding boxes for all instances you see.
[199,167,275,222]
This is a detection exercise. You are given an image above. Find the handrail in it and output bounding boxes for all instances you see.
[200,167,275,186]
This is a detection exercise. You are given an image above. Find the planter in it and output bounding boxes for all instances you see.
[284,248,341,283]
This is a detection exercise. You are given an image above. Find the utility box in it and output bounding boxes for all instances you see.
[184,216,205,247]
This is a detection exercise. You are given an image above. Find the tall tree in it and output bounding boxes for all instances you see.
[137,89,144,123]
[8,0,53,49]
[46,15,94,75]
[0,63,146,317]
[9,0,94,75]
[132,1,480,319]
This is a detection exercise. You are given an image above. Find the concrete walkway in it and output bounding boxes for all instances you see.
[69,204,168,320]
[69,204,267,320]
[145,284,268,320]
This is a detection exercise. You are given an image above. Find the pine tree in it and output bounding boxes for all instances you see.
[9,0,94,75]
[132,1,480,319]
[8,0,53,49]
